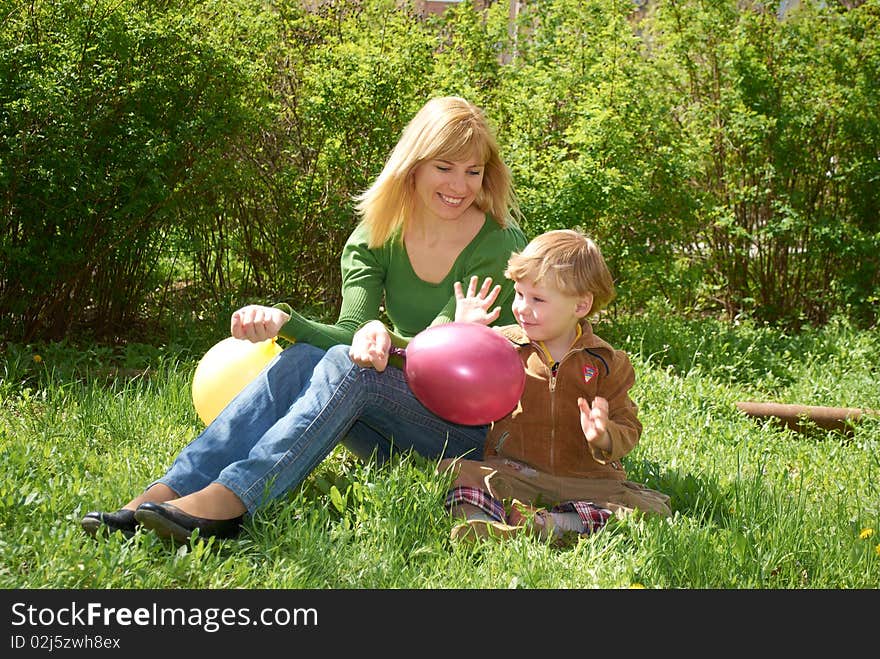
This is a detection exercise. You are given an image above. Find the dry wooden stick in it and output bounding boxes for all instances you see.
[735,401,878,434]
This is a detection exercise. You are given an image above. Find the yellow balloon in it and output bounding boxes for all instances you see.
[191,336,284,425]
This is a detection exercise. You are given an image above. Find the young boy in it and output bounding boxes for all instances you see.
[440,229,671,544]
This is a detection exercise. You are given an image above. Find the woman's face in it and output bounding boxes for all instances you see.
[411,155,484,222]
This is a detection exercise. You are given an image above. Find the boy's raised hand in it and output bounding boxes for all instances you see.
[578,396,612,454]
[350,319,392,372]
[454,275,502,325]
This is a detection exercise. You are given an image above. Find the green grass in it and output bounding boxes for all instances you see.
[1,314,878,588]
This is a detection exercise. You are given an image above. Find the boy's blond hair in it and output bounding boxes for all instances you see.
[353,96,521,248]
[505,229,616,315]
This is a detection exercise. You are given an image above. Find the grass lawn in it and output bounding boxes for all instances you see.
[1,313,878,589]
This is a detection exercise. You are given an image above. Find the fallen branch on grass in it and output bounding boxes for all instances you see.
[735,401,878,435]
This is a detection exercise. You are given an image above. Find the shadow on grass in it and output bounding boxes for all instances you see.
[628,457,732,527]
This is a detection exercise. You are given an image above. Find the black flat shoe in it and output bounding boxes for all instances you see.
[134,502,243,544]
[81,509,138,538]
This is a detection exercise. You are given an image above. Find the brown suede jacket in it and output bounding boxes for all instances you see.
[484,319,641,480]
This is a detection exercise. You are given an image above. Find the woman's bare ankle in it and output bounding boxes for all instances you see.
[122,483,178,511]
[166,483,246,520]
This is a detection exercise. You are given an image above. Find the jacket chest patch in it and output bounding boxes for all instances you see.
[583,365,597,384]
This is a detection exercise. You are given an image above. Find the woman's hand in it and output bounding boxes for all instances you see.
[454,275,502,325]
[230,305,290,342]
[350,320,392,372]
[578,396,611,454]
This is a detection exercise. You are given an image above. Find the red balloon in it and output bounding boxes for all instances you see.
[400,322,525,426]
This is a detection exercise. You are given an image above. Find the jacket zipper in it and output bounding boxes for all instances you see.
[549,360,558,470]
[548,349,582,472]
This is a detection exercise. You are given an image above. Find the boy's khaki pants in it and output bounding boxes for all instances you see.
[445,456,672,518]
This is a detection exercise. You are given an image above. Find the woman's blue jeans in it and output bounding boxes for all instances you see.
[155,343,487,514]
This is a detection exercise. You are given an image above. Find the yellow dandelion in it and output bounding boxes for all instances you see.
[629,583,646,589]
[860,528,874,540]
[875,544,880,557]
[33,354,42,363]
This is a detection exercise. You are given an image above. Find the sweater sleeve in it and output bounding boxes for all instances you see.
[590,349,643,464]
[276,226,385,350]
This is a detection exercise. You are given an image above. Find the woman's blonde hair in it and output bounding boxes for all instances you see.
[354,96,520,247]
[505,229,616,315]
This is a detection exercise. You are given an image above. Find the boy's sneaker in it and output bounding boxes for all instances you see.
[449,518,526,543]
[450,500,560,544]
[507,499,557,541]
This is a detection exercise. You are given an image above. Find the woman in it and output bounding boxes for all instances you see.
[81,96,527,542]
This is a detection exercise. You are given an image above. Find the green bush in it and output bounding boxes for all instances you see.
[1,0,877,345]
[0,0,254,341]
[649,0,880,326]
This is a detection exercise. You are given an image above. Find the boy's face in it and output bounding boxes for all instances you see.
[511,278,592,343]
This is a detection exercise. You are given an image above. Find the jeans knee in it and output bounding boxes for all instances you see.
[279,341,325,366]
[323,345,358,376]
[325,344,352,362]
[263,342,326,394]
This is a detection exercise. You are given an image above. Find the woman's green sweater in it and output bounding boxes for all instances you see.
[276,216,526,349]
